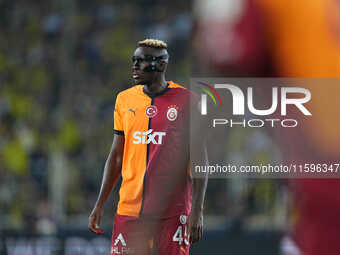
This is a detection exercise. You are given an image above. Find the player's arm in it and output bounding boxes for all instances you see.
[189,144,208,244]
[88,134,124,234]
[188,97,209,244]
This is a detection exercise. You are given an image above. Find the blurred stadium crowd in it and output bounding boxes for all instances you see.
[1,0,284,235]
[3,0,338,245]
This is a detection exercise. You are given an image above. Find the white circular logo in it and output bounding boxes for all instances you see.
[179,215,187,225]
[146,105,158,118]
[167,107,178,121]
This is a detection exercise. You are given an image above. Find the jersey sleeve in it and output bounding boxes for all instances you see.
[114,94,124,135]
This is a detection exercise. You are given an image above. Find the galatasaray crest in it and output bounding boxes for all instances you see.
[167,105,179,121]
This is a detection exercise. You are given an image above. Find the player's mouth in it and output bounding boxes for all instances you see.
[132,71,144,80]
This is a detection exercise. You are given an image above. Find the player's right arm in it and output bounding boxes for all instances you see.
[88,133,124,234]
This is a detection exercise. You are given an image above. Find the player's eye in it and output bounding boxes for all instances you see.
[132,56,143,63]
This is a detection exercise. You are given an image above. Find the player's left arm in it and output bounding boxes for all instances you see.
[188,143,208,244]
[187,92,209,244]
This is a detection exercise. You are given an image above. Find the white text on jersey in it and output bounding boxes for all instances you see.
[133,129,166,144]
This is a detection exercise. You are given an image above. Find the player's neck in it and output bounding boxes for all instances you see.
[144,76,168,95]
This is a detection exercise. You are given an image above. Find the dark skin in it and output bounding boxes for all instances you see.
[132,46,169,93]
[88,46,208,244]
[88,134,124,234]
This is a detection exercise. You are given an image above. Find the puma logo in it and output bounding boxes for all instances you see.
[129,108,137,115]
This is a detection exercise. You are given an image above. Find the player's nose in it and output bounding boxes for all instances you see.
[132,63,139,70]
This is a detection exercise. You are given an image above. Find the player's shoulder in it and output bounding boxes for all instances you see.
[168,81,187,90]
[116,85,144,100]
[168,81,198,98]
[168,81,193,95]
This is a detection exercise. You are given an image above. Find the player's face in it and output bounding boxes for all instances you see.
[132,47,167,85]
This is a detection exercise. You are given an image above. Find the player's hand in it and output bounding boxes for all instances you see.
[187,209,203,244]
[88,206,104,234]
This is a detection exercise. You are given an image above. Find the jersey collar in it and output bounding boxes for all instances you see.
[142,81,171,98]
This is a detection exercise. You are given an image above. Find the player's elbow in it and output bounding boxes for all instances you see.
[109,150,123,170]
[114,154,123,170]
